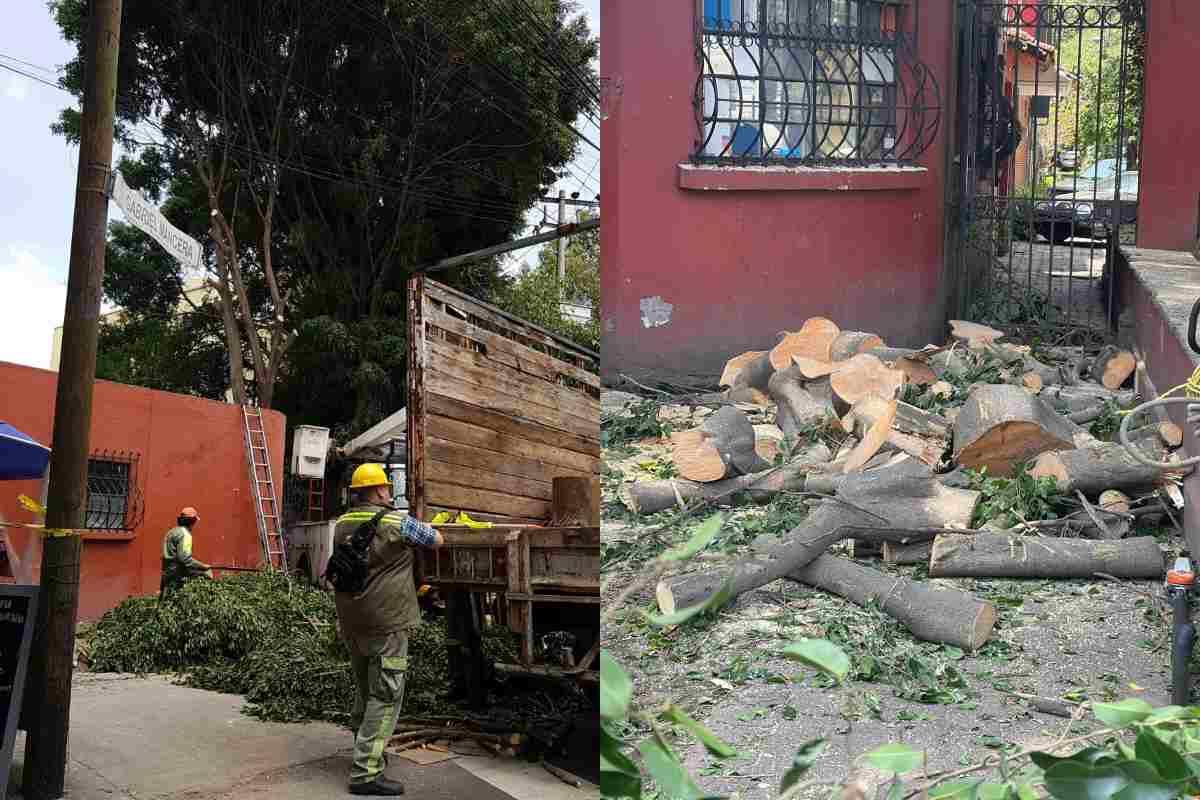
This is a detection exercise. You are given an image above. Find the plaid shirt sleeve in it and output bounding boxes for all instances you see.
[390,513,439,547]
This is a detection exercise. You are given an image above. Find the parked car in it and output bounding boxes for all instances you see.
[1055,150,1078,171]
[1047,158,1125,198]
[1035,171,1139,244]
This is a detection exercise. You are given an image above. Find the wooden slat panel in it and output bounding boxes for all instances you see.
[427,394,599,458]
[425,481,550,521]
[425,306,600,389]
[427,369,597,442]
[427,339,598,422]
[425,459,553,501]
[428,435,589,485]
[424,281,599,371]
[426,506,542,527]
[427,415,597,474]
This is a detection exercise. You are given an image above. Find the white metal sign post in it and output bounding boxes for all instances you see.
[109,171,203,270]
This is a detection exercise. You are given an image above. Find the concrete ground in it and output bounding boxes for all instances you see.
[8,674,599,800]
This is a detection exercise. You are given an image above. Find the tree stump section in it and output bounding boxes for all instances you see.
[829,353,906,408]
[769,318,840,369]
[1091,346,1136,390]
[929,533,1163,579]
[721,351,767,388]
[1028,441,1172,494]
[672,406,767,482]
[550,477,600,526]
[881,539,935,565]
[769,365,834,440]
[949,320,1005,349]
[730,352,775,394]
[788,554,997,651]
[656,460,980,614]
[830,331,884,362]
[952,384,1078,476]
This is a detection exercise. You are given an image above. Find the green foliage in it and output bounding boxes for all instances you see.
[602,401,667,451]
[83,572,559,725]
[495,212,599,351]
[967,465,1062,528]
[1089,401,1123,442]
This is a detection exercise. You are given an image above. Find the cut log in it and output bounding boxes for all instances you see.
[1028,440,1171,495]
[1076,490,1129,540]
[928,533,1163,579]
[842,399,897,473]
[865,345,923,363]
[753,425,786,463]
[725,386,772,406]
[953,385,1079,476]
[622,445,833,515]
[881,540,935,565]
[669,430,724,482]
[896,356,938,385]
[1158,422,1184,448]
[768,365,834,441]
[1042,385,1135,412]
[1098,489,1132,516]
[829,354,906,407]
[806,375,848,418]
[1091,346,1136,390]
[950,320,1005,348]
[792,355,839,379]
[731,352,776,394]
[656,460,980,614]
[769,318,840,370]
[550,477,600,526]
[787,554,997,651]
[844,396,950,438]
[1020,355,1065,390]
[672,407,768,482]
[720,351,768,388]
[830,331,885,362]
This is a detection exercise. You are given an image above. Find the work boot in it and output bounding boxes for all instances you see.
[349,776,405,796]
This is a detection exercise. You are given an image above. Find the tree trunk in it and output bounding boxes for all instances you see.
[672,406,767,482]
[768,365,834,440]
[622,444,832,515]
[1028,441,1172,495]
[551,477,600,526]
[928,533,1163,578]
[1091,346,1136,390]
[655,460,980,614]
[882,540,935,564]
[787,554,997,651]
[1041,385,1135,412]
[952,384,1078,476]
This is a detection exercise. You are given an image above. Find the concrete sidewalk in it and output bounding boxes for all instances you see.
[9,674,598,800]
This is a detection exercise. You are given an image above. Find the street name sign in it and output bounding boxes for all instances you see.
[110,171,203,270]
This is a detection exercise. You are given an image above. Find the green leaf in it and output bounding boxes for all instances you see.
[1016,783,1039,800]
[1147,706,1200,723]
[1032,748,1116,770]
[662,705,737,758]
[1134,731,1189,783]
[928,781,978,800]
[601,651,633,721]
[638,736,705,800]
[1093,699,1154,728]
[1111,760,1177,800]
[601,728,642,799]
[780,640,851,684]
[643,579,734,627]
[1042,762,1128,800]
[780,739,827,793]
[863,743,924,775]
[976,784,1010,800]
[885,778,905,800]
[662,515,724,562]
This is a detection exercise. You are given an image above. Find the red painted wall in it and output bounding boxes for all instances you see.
[600,1,956,384]
[1137,0,1200,252]
[0,361,285,620]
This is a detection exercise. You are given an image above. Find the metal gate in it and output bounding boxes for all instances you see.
[949,1,1143,344]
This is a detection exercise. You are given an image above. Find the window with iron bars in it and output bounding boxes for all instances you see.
[695,0,941,166]
[85,453,142,531]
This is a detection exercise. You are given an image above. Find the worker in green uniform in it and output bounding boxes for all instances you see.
[334,463,444,796]
[160,506,212,596]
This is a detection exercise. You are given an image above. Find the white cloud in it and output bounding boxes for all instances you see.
[0,245,66,369]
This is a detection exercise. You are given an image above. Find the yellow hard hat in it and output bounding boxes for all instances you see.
[350,463,390,489]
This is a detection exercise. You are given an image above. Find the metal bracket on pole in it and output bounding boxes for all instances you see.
[104,169,116,199]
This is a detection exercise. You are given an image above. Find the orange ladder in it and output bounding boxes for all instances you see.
[241,405,287,572]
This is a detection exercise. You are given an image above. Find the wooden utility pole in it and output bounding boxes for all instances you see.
[23,0,122,797]
[557,190,568,297]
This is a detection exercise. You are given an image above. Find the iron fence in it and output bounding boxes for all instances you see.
[85,450,144,532]
[693,0,941,166]
[950,0,1143,341]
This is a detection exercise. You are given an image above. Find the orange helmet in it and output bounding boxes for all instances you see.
[180,507,199,520]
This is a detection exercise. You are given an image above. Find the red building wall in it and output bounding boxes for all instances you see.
[1137,0,1200,252]
[0,361,285,620]
[600,1,957,384]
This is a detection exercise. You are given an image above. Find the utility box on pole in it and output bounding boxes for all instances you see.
[290,425,330,478]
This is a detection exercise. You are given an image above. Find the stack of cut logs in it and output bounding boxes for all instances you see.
[617,318,1185,654]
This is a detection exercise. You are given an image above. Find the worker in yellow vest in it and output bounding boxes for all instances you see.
[160,507,212,596]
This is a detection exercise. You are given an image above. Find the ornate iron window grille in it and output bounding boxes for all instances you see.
[693,0,942,166]
[85,451,145,532]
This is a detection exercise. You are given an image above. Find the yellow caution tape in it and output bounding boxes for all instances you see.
[18,494,45,515]
[429,511,493,528]
[430,511,455,525]
[7,495,80,536]
[454,512,493,529]
[1118,365,1200,416]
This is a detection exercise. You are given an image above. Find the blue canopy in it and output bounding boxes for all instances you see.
[0,422,50,481]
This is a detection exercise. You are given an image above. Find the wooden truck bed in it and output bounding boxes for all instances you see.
[405,276,600,677]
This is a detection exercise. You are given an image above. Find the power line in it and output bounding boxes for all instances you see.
[0,51,60,76]
[0,61,66,92]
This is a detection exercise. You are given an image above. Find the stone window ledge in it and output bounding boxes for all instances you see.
[678,162,929,192]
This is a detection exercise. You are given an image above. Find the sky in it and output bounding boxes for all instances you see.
[0,0,599,370]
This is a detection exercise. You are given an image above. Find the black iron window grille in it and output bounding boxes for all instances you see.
[694,0,942,166]
[85,451,144,531]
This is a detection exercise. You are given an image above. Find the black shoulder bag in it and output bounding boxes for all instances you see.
[323,507,390,594]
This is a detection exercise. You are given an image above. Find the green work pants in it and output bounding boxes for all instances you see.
[346,629,410,785]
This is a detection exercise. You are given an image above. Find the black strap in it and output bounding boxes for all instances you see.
[349,507,391,551]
